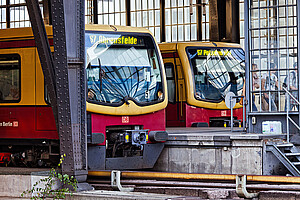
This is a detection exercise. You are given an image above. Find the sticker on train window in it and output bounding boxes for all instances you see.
[145,91,150,99]
[145,71,151,82]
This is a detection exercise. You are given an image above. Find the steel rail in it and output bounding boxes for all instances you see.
[88,170,300,184]
[87,179,300,191]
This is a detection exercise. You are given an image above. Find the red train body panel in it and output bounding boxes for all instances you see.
[166,102,243,127]
[91,109,165,146]
[0,106,57,139]
[185,104,243,127]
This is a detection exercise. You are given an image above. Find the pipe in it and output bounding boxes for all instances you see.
[88,171,300,184]
[89,171,236,181]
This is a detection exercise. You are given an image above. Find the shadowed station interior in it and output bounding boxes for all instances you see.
[0,0,299,199]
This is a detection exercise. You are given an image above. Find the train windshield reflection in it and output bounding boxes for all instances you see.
[187,47,245,102]
[85,32,163,105]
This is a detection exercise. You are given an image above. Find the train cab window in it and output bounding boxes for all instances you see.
[165,63,176,103]
[0,54,20,102]
[187,48,245,102]
[85,32,164,106]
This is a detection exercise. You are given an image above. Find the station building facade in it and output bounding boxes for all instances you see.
[0,0,299,135]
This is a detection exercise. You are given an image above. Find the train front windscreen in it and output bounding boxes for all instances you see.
[187,47,245,102]
[85,32,163,106]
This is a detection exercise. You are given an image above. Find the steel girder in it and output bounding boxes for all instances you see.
[25,0,87,183]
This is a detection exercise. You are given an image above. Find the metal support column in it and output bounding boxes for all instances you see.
[125,0,131,26]
[209,0,239,42]
[196,0,202,41]
[244,0,250,133]
[209,0,220,41]
[48,0,75,178]
[228,0,240,43]
[298,3,300,131]
[53,0,87,184]
[43,0,51,25]
[5,0,10,28]
[93,0,98,24]
[160,0,166,42]
[26,0,88,187]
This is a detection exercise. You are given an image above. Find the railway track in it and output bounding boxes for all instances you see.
[87,171,300,199]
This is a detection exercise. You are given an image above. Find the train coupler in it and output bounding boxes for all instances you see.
[123,130,148,147]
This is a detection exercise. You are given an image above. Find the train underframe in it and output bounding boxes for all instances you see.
[87,125,167,170]
[87,111,167,170]
[0,139,59,167]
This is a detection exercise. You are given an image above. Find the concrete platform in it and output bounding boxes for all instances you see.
[0,167,210,199]
[0,127,289,199]
[153,127,287,175]
[65,190,196,200]
[0,167,59,199]
[0,167,51,175]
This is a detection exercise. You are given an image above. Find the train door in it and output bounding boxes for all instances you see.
[174,55,186,126]
[165,63,178,126]
[0,47,36,138]
[164,54,186,127]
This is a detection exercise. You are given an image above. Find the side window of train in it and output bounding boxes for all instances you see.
[165,63,176,103]
[0,54,21,102]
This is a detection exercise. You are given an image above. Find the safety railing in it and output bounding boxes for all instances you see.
[283,86,300,143]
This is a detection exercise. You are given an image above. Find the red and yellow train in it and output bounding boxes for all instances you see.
[159,42,245,127]
[0,25,168,169]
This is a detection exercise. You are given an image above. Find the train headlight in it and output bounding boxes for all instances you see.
[125,133,130,143]
[139,132,146,142]
[157,91,163,100]
[132,132,140,143]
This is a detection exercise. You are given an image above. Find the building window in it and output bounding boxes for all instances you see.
[165,63,176,103]
[96,0,126,26]
[201,1,209,41]
[165,0,197,42]
[0,54,20,102]
[131,0,161,42]
[85,0,94,24]
[239,0,245,48]
[249,0,298,112]
[85,0,202,43]
[0,0,44,29]
[84,0,250,43]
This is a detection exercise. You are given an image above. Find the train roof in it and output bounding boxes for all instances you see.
[158,41,243,51]
[85,24,153,35]
[0,25,154,40]
[0,26,53,40]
